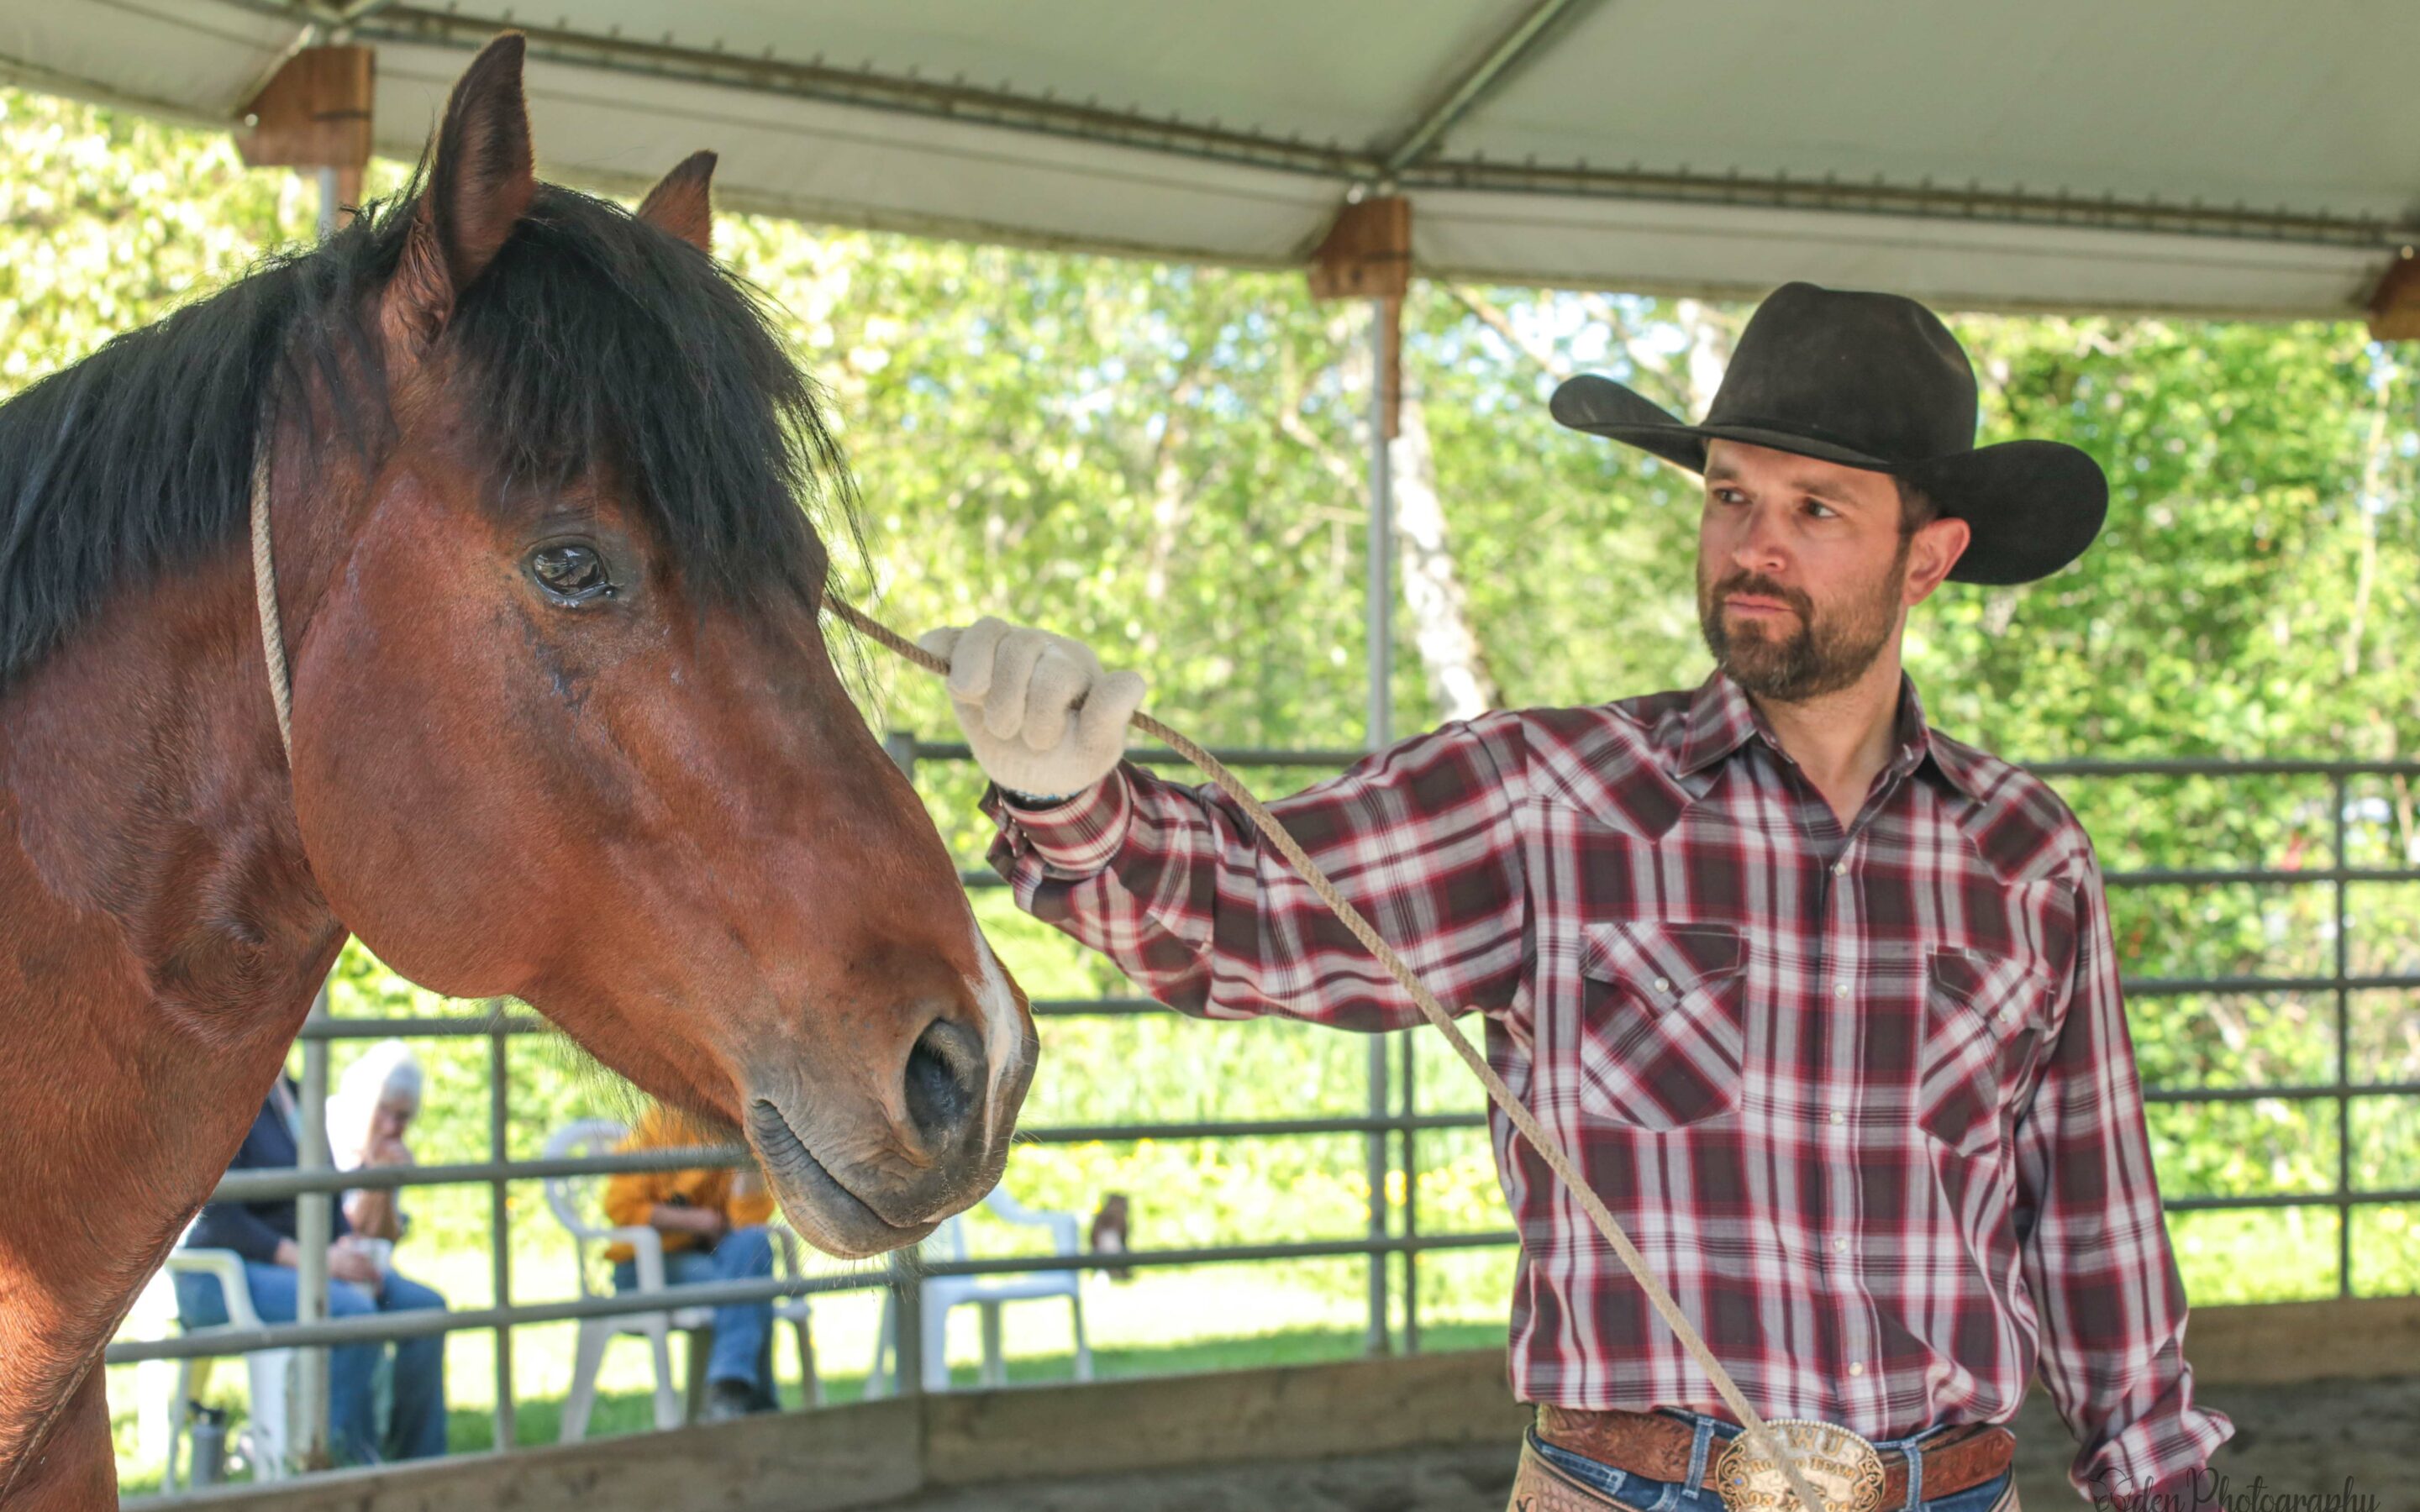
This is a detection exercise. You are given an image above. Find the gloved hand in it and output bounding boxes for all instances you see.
[915,617,1148,800]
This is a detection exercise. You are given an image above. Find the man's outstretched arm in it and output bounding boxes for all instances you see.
[923,617,1530,1030]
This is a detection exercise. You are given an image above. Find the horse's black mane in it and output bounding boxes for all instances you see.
[0,178,851,685]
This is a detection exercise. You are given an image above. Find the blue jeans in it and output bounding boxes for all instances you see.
[172,1260,449,1465]
[612,1224,774,1394]
[1533,1411,2014,1512]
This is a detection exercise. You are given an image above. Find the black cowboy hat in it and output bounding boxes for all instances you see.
[1549,281,2107,585]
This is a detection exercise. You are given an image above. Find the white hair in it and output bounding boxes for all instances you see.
[329,1038,424,1173]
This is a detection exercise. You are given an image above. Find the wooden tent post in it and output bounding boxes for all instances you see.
[234,44,375,232]
[1309,197,1413,437]
[2370,245,2420,341]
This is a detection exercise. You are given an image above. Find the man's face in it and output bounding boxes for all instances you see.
[1695,439,1968,703]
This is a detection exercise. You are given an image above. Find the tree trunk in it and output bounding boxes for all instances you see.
[1389,392,1501,720]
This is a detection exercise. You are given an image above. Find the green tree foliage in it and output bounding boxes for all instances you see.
[6,85,2415,1315]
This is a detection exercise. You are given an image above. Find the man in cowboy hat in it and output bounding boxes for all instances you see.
[920,283,2231,1511]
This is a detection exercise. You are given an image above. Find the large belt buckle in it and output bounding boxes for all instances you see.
[1712,1419,1887,1512]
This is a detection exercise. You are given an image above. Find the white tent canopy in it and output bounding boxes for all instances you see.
[6,0,2418,319]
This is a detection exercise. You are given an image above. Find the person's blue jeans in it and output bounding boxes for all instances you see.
[1532,1410,2014,1512]
[172,1260,449,1466]
[612,1224,774,1394]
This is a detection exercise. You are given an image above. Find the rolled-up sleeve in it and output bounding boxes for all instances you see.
[984,713,1531,1032]
[2017,850,2233,1502]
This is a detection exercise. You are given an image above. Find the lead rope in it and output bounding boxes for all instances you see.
[250,434,296,761]
[825,598,1828,1512]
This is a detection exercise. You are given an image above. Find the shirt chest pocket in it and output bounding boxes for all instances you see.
[1574,921,1749,1131]
[1918,947,2054,1156]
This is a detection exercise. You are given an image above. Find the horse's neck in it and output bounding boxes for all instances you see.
[0,538,341,1451]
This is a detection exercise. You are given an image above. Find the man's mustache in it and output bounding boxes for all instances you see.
[1707,571,1813,622]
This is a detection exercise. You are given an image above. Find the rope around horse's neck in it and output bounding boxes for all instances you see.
[251,433,296,761]
[827,598,1828,1512]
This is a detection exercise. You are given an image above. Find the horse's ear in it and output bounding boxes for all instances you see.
[383,34,536,354]
[637,150,717,255]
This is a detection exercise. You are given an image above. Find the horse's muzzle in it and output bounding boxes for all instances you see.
[744,1011,1035,1258]
[745,1095,938,1257]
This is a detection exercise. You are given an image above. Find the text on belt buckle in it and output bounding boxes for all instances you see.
[1712,1419,1886,1512]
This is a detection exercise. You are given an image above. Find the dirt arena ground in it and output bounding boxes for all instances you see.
[879,1374,2414,1510]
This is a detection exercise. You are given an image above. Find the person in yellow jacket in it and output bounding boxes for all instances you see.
[601,1106,781,1420]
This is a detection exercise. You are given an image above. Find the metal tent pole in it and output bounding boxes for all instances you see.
[490,1023,516,1448]
[884,730,932,1395]
[1364,296,1396,1357]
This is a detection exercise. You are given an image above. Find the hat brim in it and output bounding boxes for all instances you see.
[1549,374,2107,586]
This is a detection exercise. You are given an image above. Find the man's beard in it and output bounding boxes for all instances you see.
[1697,544,1907,703]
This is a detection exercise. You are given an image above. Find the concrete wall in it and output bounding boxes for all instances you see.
[160,1294,2420,1512]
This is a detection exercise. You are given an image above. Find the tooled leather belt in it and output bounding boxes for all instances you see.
[1536,1406,2015,1508]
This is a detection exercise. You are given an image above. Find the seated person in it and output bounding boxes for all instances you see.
[328,1039,424,1243]
[176,1074,449,1465]
[602,1106,781,1421]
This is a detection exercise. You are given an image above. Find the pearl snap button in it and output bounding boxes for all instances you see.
[1832,861,1848,876]
[1654,977,1671,994]
[1833,1236,1849,1252]
[1849,1362,1865,1377]
[1834,983,1849,999]
[1828,1111,1845,1126]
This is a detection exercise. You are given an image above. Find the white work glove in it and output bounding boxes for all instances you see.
[915,617,1148,801]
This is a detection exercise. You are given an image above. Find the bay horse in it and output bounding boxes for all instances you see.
[0,36,1034,1505]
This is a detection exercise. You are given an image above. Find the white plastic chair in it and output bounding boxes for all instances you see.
[544,1120,820,1440]
[865,1189,1092,1394]
[139,1249,294,1489]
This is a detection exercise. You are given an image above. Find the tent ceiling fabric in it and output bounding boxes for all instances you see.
[6,0,2417,318]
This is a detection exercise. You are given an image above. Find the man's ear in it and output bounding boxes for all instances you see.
[637,150,717,255]
[1902,516,1973,606]
[381,34,536,359]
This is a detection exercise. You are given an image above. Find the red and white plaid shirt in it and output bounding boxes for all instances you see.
[986,673,2230,1502]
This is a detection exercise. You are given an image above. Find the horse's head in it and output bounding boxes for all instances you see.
[281,37,1032,1256]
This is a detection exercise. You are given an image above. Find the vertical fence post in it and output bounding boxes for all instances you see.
[889,1245,928,1398]
[1365,1039,1392,1356]
[292,977,334,1467]
[2333,774,2354,1297]
[490,1014,516,1449]
[1400,1027,1420,1355]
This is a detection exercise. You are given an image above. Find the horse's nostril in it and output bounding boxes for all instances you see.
[902,1016,985,1149]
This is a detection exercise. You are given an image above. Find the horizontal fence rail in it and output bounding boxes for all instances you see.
[116,739,2420,1494]
[104,1231,1523,1366]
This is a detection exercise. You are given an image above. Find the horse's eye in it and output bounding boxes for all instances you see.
[528,543,613,602]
